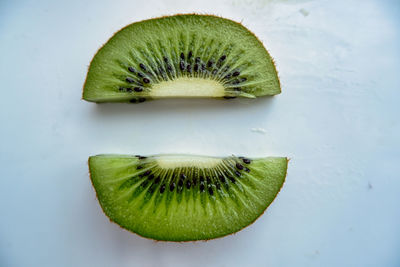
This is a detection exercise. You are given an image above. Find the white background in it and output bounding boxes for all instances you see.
[1,0,399,266]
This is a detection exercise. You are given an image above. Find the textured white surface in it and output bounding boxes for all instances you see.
[1,0,399,266]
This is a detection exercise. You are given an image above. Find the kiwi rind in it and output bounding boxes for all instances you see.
[82,14,281,103]
[89,154,287,241]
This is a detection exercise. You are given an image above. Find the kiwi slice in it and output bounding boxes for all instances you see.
[89,154,287,241]
[83,14,281,103]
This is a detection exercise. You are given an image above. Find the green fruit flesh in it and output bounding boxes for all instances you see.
[89,154,287,241]
[83,14,281,103]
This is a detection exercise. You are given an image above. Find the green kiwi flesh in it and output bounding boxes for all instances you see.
[89,154,287,241]
[83,14,281,103]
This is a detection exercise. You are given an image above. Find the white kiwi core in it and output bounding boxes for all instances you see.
[155,154,223,169]
[149,77,226,98]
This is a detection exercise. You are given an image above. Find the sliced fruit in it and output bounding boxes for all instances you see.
[89,154,288,241]
[83,14,281,103]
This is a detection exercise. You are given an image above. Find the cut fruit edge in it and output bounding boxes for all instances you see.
[82,14,281,103]
[88,154,288,241]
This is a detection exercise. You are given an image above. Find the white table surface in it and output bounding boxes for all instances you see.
[1,0,399,266]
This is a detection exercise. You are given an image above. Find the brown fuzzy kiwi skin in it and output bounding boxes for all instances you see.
[81,13,281,101]
[87,158,289,243]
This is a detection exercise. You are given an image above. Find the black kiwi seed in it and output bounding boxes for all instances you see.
[137,165,143,170]
[148,184,155,194]
[126,88,133,92]
[207,60,213,68]
[216,182,221,190]
[232,71,240,76]
[228,176,236,183]
[158,66,165,74]
[126,77,135,83]
[138,72,145,78]
[134,87,143,92]
[128,67,136,73]
[194,64,199,72]
[219,55,226,61]
[167,64,173,72]
[143,78,150,83]
[154,177,160,184]
[195,57,200,63]
[144,170,151,176]
[231,80,240,85]
[159,184,166,193]
[240,77,247,82]
[163,57,169,63]
[180,61,185,71]
[169,182,175,191]
[206,177,211,185]
[186,180,191,189]
[224,96,236,99]
[208,187,214,196]
[180,52,185,60]
[180,173,186,180]
[186,64,192,73]
[244,167,250,173]
[177,184,183,193]
[188,51,193,60]
[129,99,137,103]
[148,174,154,180]
[119,87,125,91]
[138,98,146,103]
[200,184,205,192]
[234,170,241,177]
[242,158,251,164]
[233,87,241,91]
[201,64,206,71]
[138,156,147,159]
[224,74,232,79]
[200,176,204,183]
[219,175,226,183]
[178,179,183,187]
[236,163,244,170]
[212,69,218,75]
[139,63,147,71]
